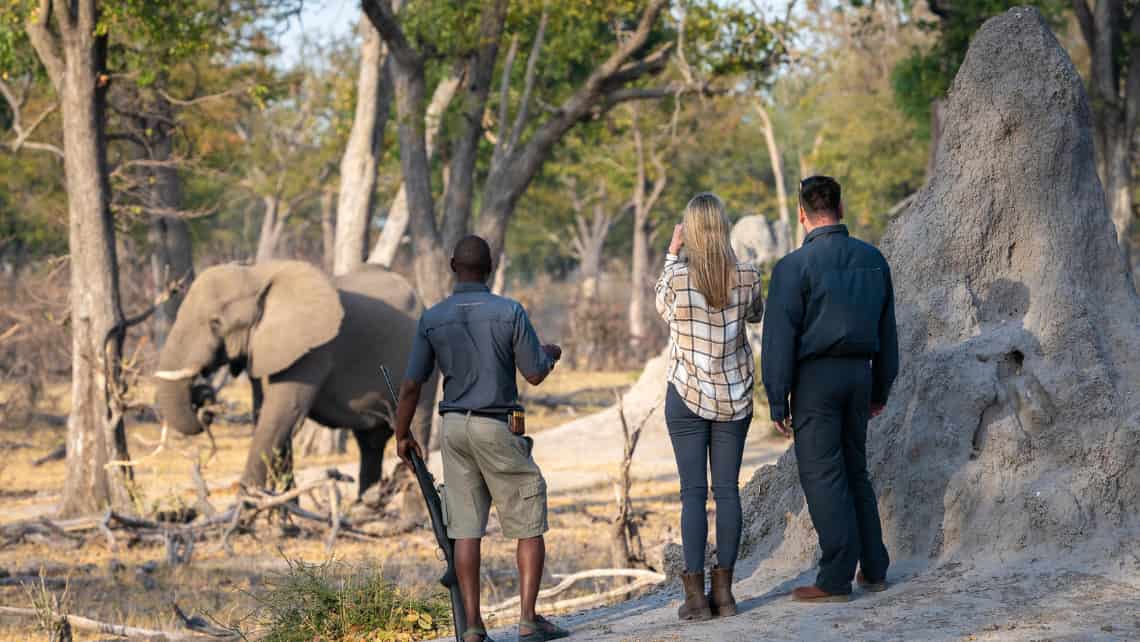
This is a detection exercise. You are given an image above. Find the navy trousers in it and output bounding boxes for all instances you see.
[793,358,890,594]
[665,384,751,573]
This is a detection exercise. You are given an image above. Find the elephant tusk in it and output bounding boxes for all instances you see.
[153,368,200,381]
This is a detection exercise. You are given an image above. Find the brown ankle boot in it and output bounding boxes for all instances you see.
[677,571,712,621]
[708,566,737,617]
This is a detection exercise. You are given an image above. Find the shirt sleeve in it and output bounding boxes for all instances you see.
[872,264,899,405]
[761,257,804,422]
[745,267,765,324]
[513,303,553,380]
[654,253,681,324]
[404,315,436,384]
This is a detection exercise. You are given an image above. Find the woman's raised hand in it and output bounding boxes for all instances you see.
[669,223,685,255]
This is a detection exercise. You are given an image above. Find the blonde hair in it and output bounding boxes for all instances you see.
[682,192,737,310]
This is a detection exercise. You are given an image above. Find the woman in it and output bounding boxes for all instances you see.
[655,192,765,621]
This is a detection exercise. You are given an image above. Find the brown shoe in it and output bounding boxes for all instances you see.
[792,585,852,603]
[707,566,738,617]
[856,571,888,592]
[677,571,712,621]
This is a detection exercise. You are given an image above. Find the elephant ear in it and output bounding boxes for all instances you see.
[249,261,344,379]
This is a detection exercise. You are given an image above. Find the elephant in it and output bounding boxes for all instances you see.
[152,260,436,498]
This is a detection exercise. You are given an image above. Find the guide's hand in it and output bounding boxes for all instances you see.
[773,418,792,439]
[668,224,685,255]
[542,344,562,362]
[870,403,886,418]
[397,437,424,466]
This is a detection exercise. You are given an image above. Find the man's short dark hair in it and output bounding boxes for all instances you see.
[798,175,842,219]
[452,235,493,278]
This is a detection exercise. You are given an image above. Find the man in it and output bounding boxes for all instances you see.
[761,176,898,602]
[392,235,568,642]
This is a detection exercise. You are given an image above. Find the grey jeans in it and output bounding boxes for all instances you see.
[665,384,751,573]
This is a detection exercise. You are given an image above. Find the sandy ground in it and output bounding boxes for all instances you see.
[463,548,1140,642]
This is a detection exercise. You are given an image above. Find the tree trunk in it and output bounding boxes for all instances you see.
[1072,0,1136,273]
[334,15,392,277]
[294,420,348,457]
[367,66,463,268]
[35,1,134,517]
[757,102,791,255]
[1099,120,1134,270]
[320,189,336,273]
[255,195,285,263]
[491,252,508,294]
[628,214,653,350]
[146,112,193,348]
[438,0,509,254]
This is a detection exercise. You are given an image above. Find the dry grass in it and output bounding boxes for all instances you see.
[0,369,686,641]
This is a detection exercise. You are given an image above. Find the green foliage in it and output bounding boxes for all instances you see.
[891,0,1066,133]
[684,2,786,77]
[252,558,451,642]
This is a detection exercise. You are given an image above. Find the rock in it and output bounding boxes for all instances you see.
[739,7,1140,568]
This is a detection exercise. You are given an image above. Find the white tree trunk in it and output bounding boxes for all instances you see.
[757,102,791,255]
[255,196,285,263]
[334,16,391,276]
[320,189,336,273]
[628,215,653,348]
[294,420,348,457]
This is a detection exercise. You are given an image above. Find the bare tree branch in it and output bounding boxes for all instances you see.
[156,85,251,108]
[25,0,66,92]
[361,0,419,68]
[491,34,520,164]
[506,7,549,154]
[0,77,64,158]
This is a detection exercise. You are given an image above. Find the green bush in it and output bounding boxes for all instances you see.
[252,558,451,642]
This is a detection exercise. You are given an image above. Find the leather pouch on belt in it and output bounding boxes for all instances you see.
[438,484,449,527]
[509,409,526,436]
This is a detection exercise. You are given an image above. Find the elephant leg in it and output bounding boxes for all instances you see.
[250,376,264,427]
[241,357,329,492]
[352,427,393,499]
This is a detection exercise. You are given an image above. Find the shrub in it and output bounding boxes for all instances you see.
[252,558,451,642]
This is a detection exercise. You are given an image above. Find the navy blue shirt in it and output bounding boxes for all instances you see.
[761,224,899,421]
[405,282,554,415]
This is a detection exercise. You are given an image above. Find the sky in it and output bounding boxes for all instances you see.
[277,0,359,65]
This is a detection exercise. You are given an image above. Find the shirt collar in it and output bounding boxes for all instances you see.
[454,281,491,294]
[803,223,849,246]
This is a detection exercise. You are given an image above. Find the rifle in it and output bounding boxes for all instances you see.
[380,365,467,642]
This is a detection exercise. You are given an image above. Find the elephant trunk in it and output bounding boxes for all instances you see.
[155,377,205,436]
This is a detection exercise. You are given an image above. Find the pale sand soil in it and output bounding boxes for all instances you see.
[463,552,1140,642]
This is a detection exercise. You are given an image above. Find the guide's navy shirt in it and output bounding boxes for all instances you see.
[761,224,899,421]
[405,282,553,416]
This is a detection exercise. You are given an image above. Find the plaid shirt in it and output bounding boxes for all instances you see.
[655,254,765,421]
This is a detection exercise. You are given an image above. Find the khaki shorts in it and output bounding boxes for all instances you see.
[439,412,548,540]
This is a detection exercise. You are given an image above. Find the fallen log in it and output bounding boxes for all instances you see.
[484,568,665,616]
[0,605,236,640]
